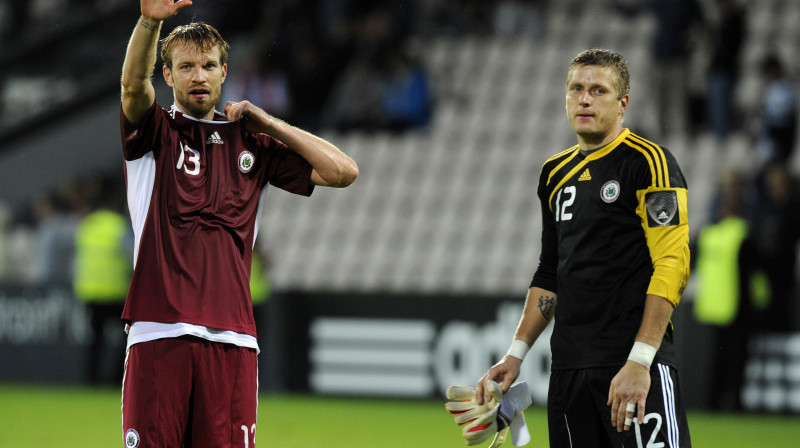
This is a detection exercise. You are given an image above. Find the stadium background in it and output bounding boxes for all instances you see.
[1,0,800,445]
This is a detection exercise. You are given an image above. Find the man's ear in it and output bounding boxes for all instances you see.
[163,65,174,87]
[619,94,629,115]
[220,63,228,84]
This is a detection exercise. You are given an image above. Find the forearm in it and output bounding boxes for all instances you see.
[263,115,359,188]
[121,16,161,122]
[512,286,557,348]
[634,294,674,349]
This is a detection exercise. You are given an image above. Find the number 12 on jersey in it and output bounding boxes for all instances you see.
[554,186,576,222]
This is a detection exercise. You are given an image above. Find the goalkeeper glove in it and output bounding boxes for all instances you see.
[445,381,532,447]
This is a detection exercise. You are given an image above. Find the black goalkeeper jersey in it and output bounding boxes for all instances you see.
[531,129,690,370]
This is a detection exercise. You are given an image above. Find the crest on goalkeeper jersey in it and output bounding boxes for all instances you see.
[601,180,620,203]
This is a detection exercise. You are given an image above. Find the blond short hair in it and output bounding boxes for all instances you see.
[568,49,630,100]
[160,22,230,70]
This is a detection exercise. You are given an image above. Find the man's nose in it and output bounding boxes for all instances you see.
[191,67,206,82]
[578,90,591,105]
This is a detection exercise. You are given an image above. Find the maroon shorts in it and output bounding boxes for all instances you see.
[122,336,258,448]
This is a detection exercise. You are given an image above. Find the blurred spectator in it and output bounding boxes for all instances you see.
[288,38,343,132]
[693,170,766,411]
[753,54,798,165]
[321,4,432,133]
[73,182,133,384]
[222,46,293,119]
[749,164,800,332]
[321,5,394,132]
[72,178,132,385]
[322,51,387,132]
[250,244,271,348]
[1,0,31,43]
[29,190,77,286]
[0,201,10,281]
[416,0,496,36]
[241,1,353,133]
[493,0,543,37]
[382,44,433,132]
[705,0,746,143]
[616,0,703,139]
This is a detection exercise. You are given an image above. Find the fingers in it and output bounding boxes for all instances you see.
[444,400,473,414]
[475,381,485,406]
[608,363,651,432]
[452,406,485,425]
[636,400,645,426]
[142,0,193,20]
[446,385,475,401]
[223,101,241,121]
[173,0,194,13]
[485,380,503,402]
[500,375,514,394]
[612,399,645,432]
[610,396,621,430]
[608,384,637,433]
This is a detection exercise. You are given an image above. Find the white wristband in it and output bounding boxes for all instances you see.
[627,341,657,368]
[506,340,530,361]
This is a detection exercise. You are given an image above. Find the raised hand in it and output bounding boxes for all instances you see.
[141,0,193,21]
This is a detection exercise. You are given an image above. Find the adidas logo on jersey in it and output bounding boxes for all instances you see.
[206,131,224,145]
[578,168,592,181]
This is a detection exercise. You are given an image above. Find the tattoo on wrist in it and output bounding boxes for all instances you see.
[140,18,157,31]
[538,295,555,319]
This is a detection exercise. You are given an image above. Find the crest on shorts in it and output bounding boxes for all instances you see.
[238,150,255,173]
[601,180,620,203]
[125,428,140,448]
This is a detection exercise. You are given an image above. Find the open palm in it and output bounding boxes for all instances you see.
[141,0,193,21]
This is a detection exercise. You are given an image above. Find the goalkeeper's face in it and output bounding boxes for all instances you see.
[164,43,228,121]
[565,64,629,148]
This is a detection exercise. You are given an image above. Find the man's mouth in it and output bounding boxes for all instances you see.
[189,88,210,99]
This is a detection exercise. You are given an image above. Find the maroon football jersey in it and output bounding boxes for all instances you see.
[120,103,313,337]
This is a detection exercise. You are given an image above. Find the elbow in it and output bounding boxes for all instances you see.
[312,155,359,188]
[337,161,359,188]
[342,162,358,187]
[331,163,358,188]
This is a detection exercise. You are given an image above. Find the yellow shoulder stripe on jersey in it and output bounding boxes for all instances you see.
[626,133,669,188]
[547,129,631,209]
[544,144,580,186]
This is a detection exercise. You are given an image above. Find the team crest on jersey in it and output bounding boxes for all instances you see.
[238,150,255,173]
[125,428,140,448]
[646,191,680,227]
[601,180,620,203]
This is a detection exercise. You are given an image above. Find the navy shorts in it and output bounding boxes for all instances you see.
[547,364,692,448]
[122,336,258,448]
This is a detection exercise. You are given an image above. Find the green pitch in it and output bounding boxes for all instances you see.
[0,384,798,447]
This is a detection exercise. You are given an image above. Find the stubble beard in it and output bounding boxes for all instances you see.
[179,88,221,120]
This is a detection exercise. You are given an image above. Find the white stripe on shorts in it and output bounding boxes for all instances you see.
[658,363,679,447]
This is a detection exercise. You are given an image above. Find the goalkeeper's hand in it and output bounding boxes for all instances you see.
[445,381,532,447]
[446,380,504,446]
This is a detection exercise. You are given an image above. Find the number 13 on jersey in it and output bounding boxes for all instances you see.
[176,142,201,176]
